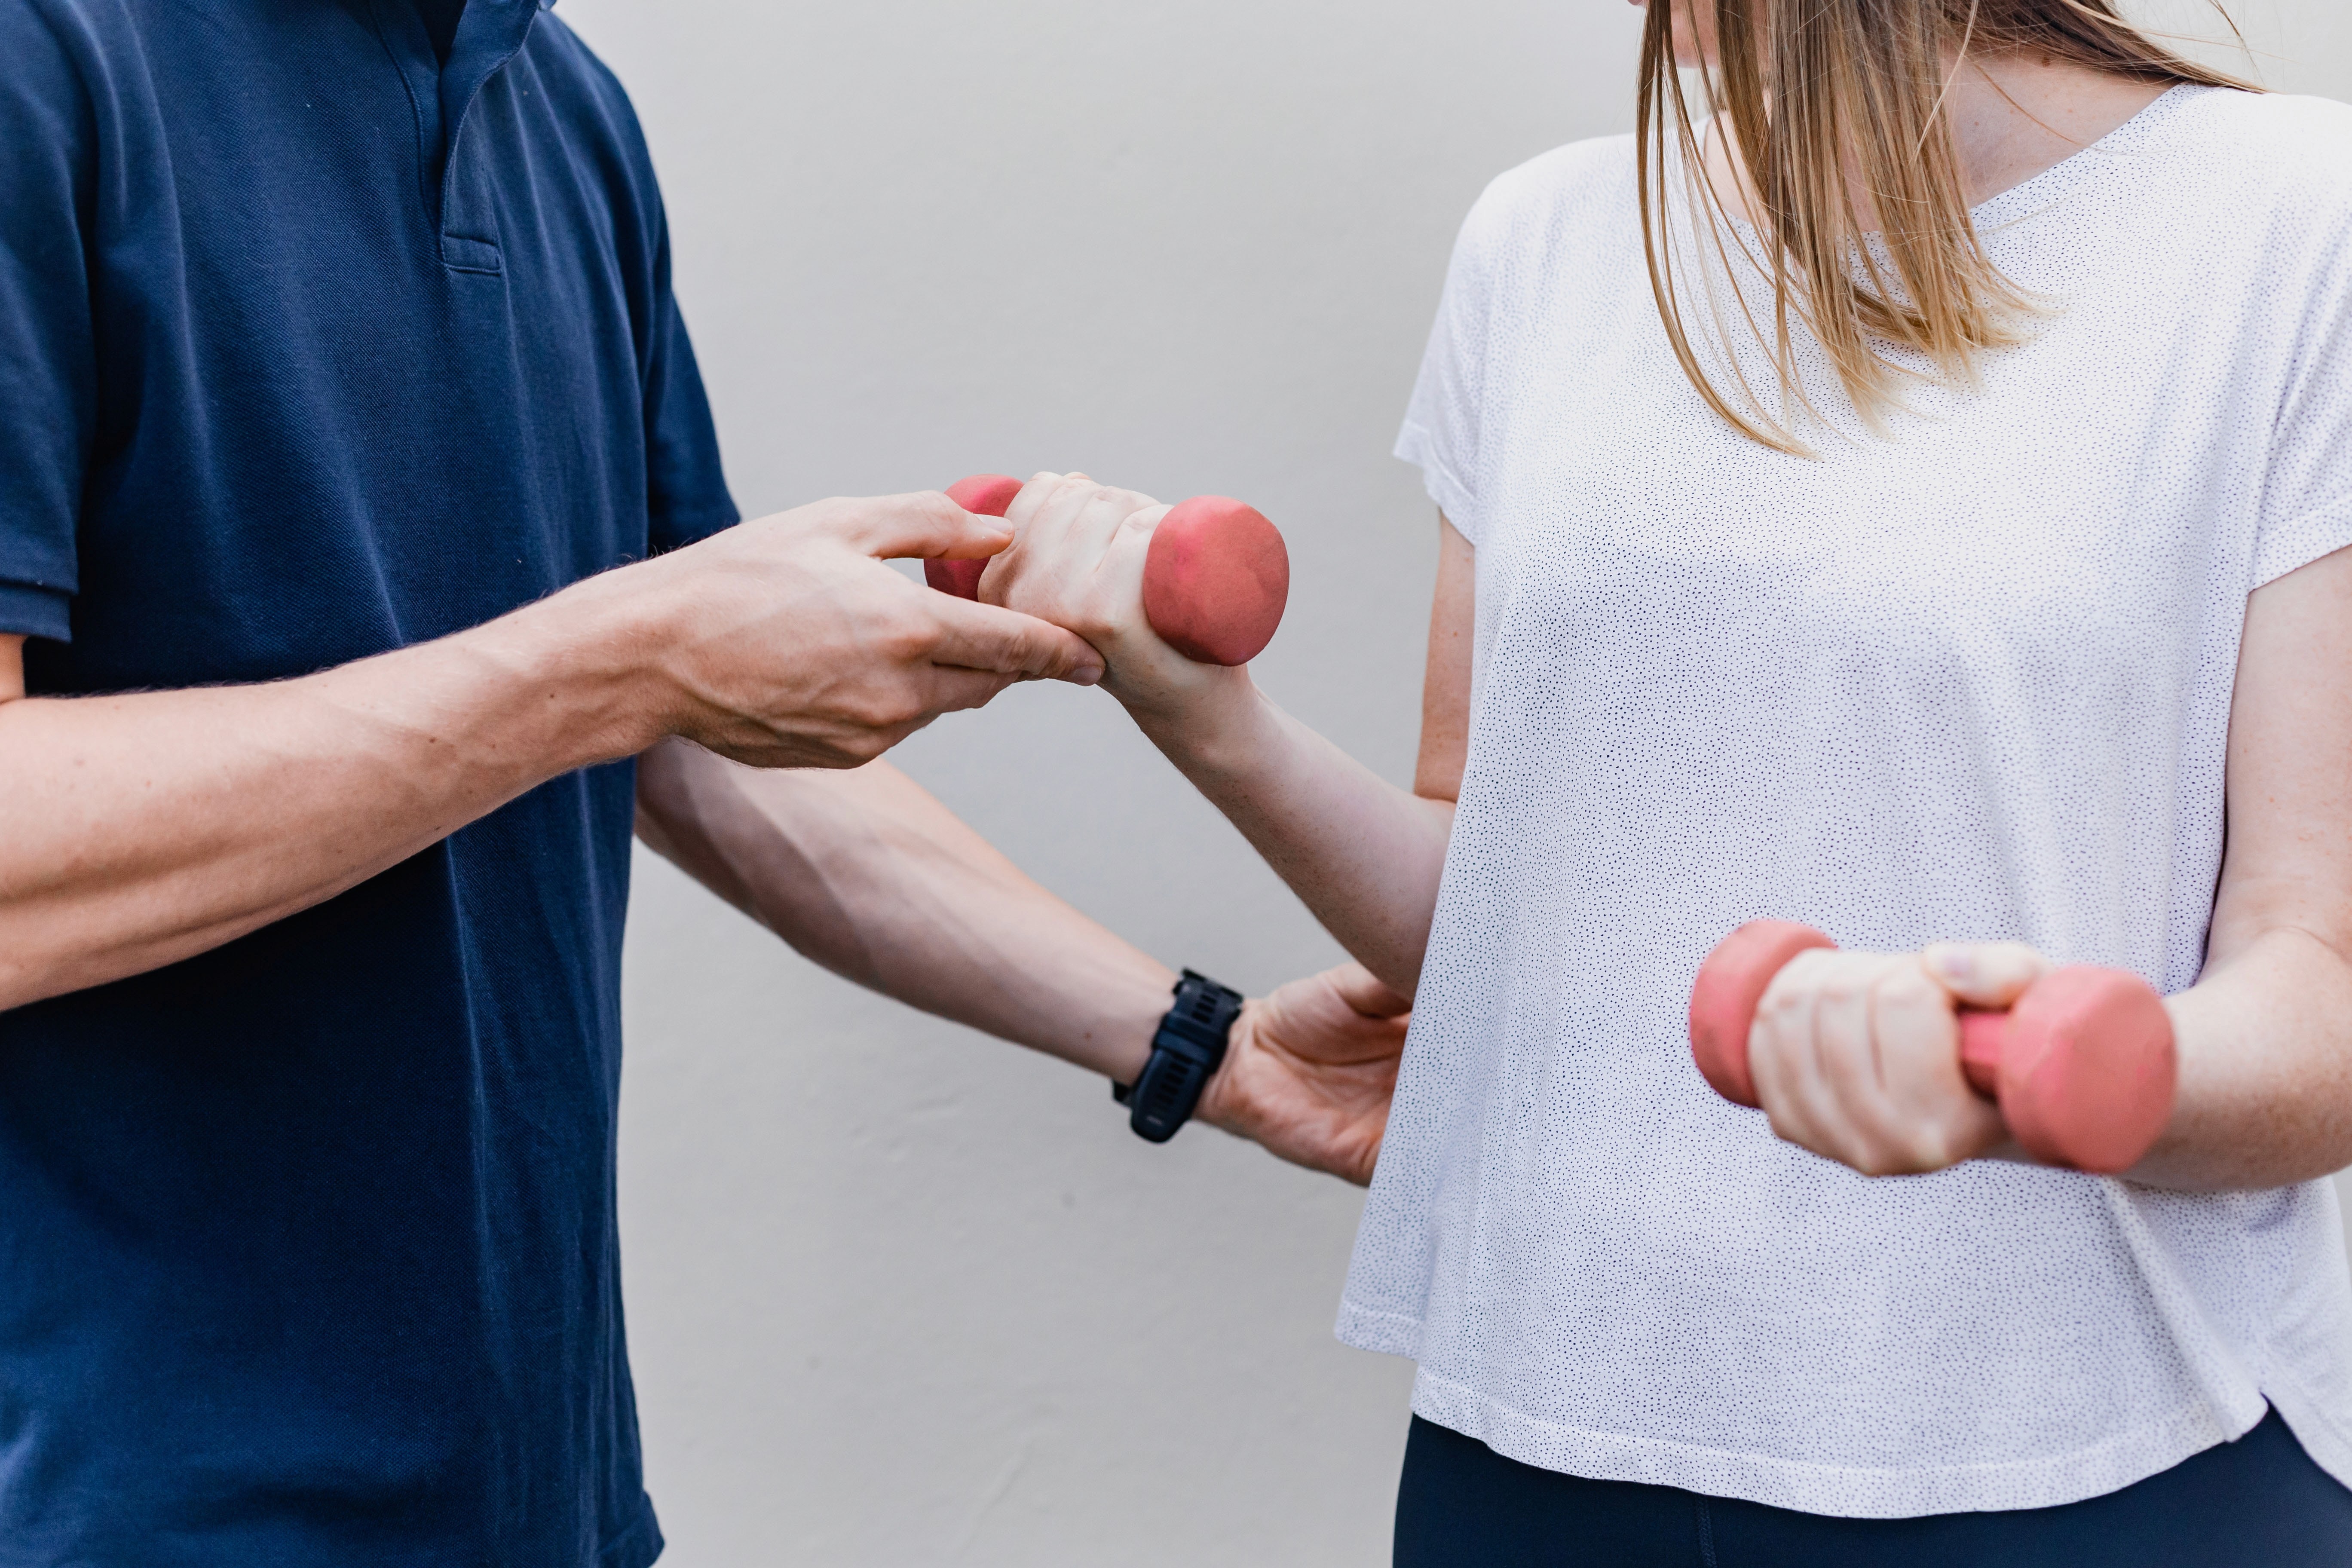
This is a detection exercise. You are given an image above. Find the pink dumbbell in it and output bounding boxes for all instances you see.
[1687,920,2177,1174]
[926,474,1291,668]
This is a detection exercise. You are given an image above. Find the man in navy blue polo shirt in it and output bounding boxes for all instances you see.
[0,0,1409,1562]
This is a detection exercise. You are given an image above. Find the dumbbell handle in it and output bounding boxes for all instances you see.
[1689,920,2177,1174]
[928,474,1290,668]
[1953,1009,2010,1098]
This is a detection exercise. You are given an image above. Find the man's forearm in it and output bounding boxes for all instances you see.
[0,594,658,1013]
[0,494,1102,1017]
[634,742,1173,1081]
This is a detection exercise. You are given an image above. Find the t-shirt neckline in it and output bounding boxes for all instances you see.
[1969,82,2205,227]
[1688,82,2209,238]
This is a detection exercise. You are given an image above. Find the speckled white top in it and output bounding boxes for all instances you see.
[1347,85,2352,1518]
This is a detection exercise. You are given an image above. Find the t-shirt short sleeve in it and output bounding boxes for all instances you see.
[2253,216,2352,590]
[641,237,738,555]
[1395,176,1516,547]
[566,36,737,558]
[0,1,97,643]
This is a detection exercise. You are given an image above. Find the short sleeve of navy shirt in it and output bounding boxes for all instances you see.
[0,1,736,1563]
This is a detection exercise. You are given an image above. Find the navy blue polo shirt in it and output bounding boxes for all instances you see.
[0,1,736,1562]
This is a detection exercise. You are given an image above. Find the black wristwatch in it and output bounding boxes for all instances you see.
[1113,970,1244,1143]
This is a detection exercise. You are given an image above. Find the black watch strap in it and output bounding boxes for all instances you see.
[1113,969,1243,1143]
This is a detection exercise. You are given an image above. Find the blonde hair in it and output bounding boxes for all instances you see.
[1637,0,2249,453]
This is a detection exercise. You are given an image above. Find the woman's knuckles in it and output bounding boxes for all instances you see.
[1817,968,1875,1006]
[1875,962,1945,1007]
[1760,986,1811,1028]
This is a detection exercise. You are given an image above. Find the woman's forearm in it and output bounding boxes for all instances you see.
[634,741,1176,1080]
[1129,677,1455,998]
[967,478,1467,997]
[2136,547,2352,1191]
[2136,926,2352,1191]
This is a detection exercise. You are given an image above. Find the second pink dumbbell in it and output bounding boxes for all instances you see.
[926,474,1290,668]
[1687,920,2177,1174]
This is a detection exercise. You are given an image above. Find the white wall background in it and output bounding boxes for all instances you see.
[551,2,2352,1563]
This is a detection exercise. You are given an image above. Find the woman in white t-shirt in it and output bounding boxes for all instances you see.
[983,0,2352,1559]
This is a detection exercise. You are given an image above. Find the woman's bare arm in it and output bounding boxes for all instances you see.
[993,472,2352,1189]
[1744,545,2352,1191]
[1415,518,1478,804]
[979,475,1474,997]
[2139,544,2352,1188]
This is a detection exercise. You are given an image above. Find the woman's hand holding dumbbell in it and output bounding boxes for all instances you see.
[1688,926,2177,1178]
[933,472,1288,719]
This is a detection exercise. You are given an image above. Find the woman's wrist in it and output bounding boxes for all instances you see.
[1122,666,1277,785]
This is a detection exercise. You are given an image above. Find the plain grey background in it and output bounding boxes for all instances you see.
[551,2,2352,1562]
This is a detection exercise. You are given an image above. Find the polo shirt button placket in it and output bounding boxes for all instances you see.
[432,0,545,276]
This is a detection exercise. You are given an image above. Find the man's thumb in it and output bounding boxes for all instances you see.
[1329,963,1413,1021]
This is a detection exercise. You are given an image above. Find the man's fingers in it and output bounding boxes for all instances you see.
[1921,941,2052,1009]
[925,594,1106,686]
[919,666,1025,715]
[830,490,1017,561]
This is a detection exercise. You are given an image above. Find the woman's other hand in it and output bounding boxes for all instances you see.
[1746,941,2050,1176]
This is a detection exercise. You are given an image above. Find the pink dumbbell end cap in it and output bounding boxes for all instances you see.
[1997,966,2176,1175]
[925,474,1026,600]
[1142,496,1290,667]
[1689,920,1837,1109]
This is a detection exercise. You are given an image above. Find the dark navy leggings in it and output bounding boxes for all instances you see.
[1395,1410,2352,1567]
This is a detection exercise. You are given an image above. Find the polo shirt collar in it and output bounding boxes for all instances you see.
[439,0,549,159]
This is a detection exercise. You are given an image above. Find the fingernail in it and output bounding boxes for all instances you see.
[1925,945,1973,982]
[1072,665,1105,687]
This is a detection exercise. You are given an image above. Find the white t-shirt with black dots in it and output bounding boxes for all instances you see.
[1349,85,2352,1517]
